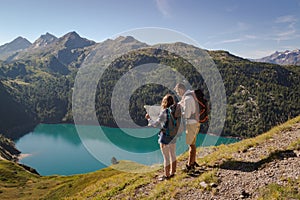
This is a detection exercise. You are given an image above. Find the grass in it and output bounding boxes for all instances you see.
[288,138,300,151]
[195,115,300,168]
[0,115,299,199]
[258,178,300,200]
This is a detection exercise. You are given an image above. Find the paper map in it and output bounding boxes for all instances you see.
[144,105,161,123]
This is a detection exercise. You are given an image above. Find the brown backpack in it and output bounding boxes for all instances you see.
[190,89,209,123]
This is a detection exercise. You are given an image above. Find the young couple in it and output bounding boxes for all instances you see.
[145,83,200,181]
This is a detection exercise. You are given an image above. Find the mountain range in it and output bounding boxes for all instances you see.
[1,34,300,66]
[0,31,299,140]
[254,49,300,66]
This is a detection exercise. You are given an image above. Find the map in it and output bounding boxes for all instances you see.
[144,105,161,124]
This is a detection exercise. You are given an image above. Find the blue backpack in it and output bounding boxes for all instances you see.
[162,103,184,136]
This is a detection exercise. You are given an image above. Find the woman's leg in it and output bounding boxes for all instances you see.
[160,143,170,177]
[169,143,176,176]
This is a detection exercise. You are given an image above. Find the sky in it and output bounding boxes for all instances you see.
[1,0,300,59]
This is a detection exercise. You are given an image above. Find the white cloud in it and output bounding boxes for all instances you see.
[219,38,243,44]
[273,15,299,41]
[275,15,297,23]
[244,35,257,39]
[276,29,296,38]
[155,0,172,18]
[209,34,257,46]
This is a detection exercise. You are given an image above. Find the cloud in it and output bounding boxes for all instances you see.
[276,29,296,38]
[218,38,243,44]
[203,20,257,48]
[244,35,257,39]
[155,0,172,18]
[275,15,297,23]
[210,34,257,46]
[273,15,299,41]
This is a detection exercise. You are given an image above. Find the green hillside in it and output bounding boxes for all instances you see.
[1,115,299,199]
[0,36,299,139]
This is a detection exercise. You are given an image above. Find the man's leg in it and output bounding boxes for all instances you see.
[188,144,196,166]
[185,123,200,169]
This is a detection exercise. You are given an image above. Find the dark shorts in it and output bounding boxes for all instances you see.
[158,132,177,144]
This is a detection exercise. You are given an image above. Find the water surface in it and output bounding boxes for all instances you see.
[16,124,238,175]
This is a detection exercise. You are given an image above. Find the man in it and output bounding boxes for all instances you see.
[174,83,200,172]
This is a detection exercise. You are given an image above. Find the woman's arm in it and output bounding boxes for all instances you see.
[146,109,166,127]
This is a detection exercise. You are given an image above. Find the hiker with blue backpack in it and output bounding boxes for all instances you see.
[174,83,201,173]
[145,94,182,181]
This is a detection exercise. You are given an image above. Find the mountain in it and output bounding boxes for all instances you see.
[8,31,96,65]
[82,36,148,66]
[255,49,300,66]
[0,80,36,139]
[0,37,31,60]
[0,34,299,140]
[31,32,57,48]
[55,31,96,65]
[57,31,95,49]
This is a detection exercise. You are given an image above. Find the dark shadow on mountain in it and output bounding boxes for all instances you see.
[219,150,297,172]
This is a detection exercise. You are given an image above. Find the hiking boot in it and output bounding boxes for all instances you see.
[182,164,195,173]
[193,162,200,168]
[158,175,170,181]
[169,174,175,178]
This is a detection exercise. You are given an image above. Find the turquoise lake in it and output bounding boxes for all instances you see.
[15,124,238,176]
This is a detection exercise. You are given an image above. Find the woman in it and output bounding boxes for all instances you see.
[145,94,178,181]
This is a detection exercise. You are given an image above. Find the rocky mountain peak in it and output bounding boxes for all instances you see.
[0,36,31,52]
[0,36,31,60]
[11,36,31,45]
[255,49,300,66]
[31,32,58,48]
[58,31,95,49]
[115,36,139,43]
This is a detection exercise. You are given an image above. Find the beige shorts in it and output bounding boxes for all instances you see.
[186,123,200,145]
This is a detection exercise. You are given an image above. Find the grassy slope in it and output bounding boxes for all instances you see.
[0,116,300,200]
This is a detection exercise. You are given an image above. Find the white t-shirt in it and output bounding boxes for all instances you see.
[179,90,198,124]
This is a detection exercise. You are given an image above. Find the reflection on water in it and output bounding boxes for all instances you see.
[15,124,238,176]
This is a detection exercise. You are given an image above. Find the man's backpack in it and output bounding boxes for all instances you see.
[162,103,184,136]
[193,89,209,123]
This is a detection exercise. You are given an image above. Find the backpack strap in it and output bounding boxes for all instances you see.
[168,107,177,127]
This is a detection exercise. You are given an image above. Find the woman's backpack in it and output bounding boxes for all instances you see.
[162,103,184,136]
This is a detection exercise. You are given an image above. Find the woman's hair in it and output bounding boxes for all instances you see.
[161,94,175,109]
